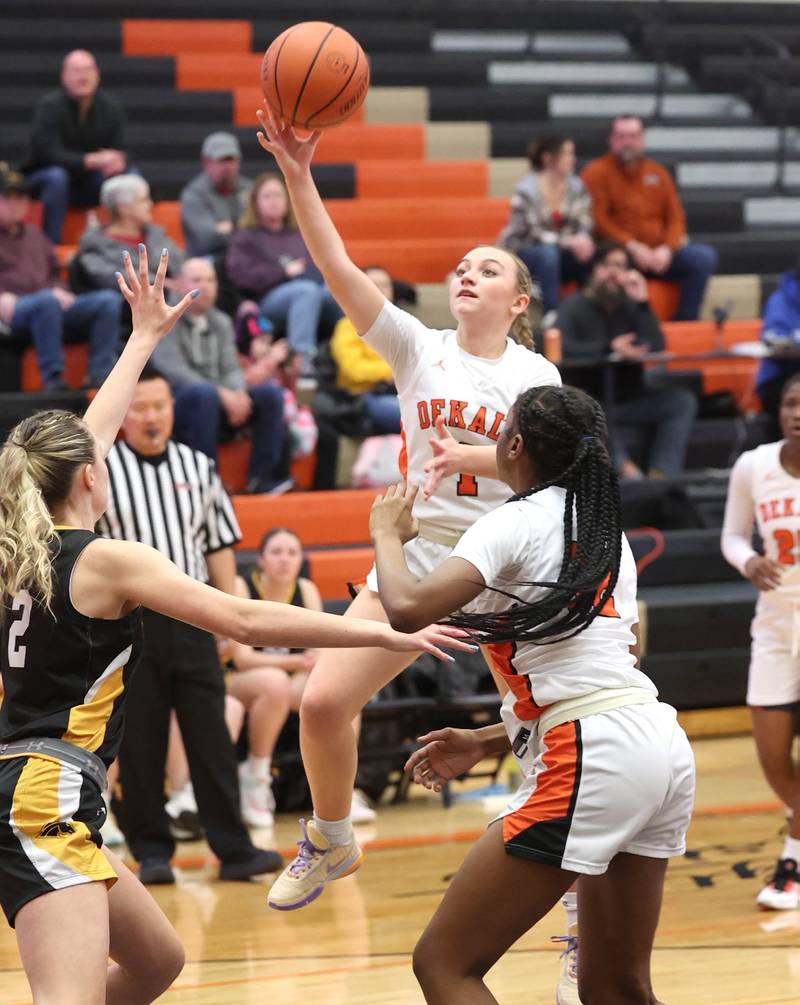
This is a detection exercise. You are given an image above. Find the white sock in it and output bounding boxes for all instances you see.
[782,836,800,862]
[561,890,578,930]
[247,756,270,780]
[313,814,354,848]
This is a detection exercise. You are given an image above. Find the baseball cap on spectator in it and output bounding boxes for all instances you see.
[201,132,242,160]
[0,163,28,196]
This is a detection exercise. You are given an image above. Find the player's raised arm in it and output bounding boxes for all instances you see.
[255,104,385,335]
[83,247,196,456]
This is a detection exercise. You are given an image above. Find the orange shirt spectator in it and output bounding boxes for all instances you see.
[579,116,717,321]
[581,153,685,251]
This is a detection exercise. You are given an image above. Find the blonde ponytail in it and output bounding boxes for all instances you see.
[509,310,535,351]
[0,411,95,615]
[489,245,539,350]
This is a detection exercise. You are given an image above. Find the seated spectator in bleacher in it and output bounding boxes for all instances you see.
[150,257,291,494]
[0,163,122,390]
[553,241,697,478]
[75,174,184,288]
[180,132,251,258]
[229,527,376,826]
[498,135,594,316]
[24,50,130,245]
[581,115,718,322]
[226,172,341,378]
[755,263,800,417]
[330,267,401,434]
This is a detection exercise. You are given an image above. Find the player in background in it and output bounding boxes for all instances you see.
[721,372,800,910]
[0,248,471,1005]
[253,107,564,914]
[371,384,695,1005]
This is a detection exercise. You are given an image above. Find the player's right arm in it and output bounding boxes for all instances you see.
[255,104,385,335]
[721,451,781,590]
[75,538,473,660]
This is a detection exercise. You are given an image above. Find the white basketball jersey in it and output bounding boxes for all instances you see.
[451,487,656,735]
[363,301,561,532]
[747,442,800,569]
[738,441,800,614]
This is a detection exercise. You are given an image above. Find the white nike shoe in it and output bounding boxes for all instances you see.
[350,789,377,824]
[239,762,276,830]
[267,819,362,911]
[757,858,800,910]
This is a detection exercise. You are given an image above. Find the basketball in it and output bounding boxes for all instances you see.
[261,22,370,130]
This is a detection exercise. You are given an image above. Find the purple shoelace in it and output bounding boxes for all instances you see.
[551,934,579,980]
[288,819,322,877]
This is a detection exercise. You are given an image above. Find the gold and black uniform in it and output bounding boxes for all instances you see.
[0,528,142,925]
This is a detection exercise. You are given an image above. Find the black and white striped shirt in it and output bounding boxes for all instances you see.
[97,439,241,583]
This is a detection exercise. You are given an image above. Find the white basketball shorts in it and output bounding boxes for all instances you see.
[498,701,695,875]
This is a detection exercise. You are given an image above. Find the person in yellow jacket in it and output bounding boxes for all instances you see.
[330,266,401,433]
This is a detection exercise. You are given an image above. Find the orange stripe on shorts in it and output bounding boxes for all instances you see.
[503,721,580,843]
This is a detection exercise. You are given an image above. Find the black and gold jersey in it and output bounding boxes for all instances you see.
[0,529,142,767]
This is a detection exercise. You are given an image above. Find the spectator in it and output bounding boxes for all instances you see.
[581,116,718,321]
[553,241,697,478]
[150,257,291,494]
[98,368,283,884]
[75,174,184,289]
[498,135,594,315]
[24,49,129,244]
[0,163,122,390]
[231,527,376,826]
[329,267,401,434]
[226,172,342,377]
[755,262,800,418]
[180,132,251,258]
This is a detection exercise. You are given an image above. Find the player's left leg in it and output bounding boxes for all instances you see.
[15,883,110,1005]
[104,847,185,1003]
[412,821,577,1004]
[751,704,800,909]
[481,645,580,1002]
[576,853,668,1005]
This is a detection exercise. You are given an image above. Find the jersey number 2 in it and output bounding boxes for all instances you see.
[457,473,478,497]
[774,529,797,565]
[7,590,32,669]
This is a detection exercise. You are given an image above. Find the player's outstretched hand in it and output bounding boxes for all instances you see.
[404,728,486,792]
[256,102,321,179]
[115,245,196,344]
[370,482,420,544]
[383,623,477,663]
[422,416,465,500]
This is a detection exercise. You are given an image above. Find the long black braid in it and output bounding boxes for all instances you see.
[447,385,623,644]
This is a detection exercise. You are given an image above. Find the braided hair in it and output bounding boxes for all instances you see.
[448,385,623,644]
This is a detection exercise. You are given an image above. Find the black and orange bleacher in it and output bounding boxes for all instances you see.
[233,489,375,602]
[7,9,768,571]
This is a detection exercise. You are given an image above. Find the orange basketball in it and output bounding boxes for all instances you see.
[261,22,370,130]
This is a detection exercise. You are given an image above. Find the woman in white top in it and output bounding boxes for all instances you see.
[721,372,800,910]
[370,383,694,1005]
[254,107,561,913]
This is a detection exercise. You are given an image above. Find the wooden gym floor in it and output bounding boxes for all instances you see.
[1,730,799,1004]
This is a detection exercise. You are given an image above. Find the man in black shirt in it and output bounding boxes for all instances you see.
[25,50,129,244]
[554,241,697,478]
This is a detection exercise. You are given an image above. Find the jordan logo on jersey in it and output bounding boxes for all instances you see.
[416,399,506,441]
[432,358,446,371]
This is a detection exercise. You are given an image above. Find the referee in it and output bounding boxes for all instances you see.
[98,366,282,884]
